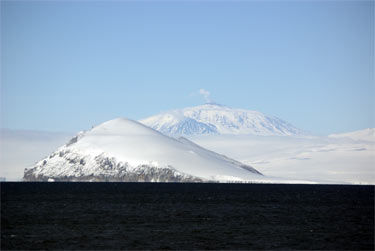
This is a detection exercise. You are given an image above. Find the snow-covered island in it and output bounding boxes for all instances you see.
[24,118,272,183]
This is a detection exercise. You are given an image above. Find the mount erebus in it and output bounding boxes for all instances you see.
[140,103,305,136]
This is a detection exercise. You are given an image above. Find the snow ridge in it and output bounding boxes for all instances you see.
[140,103,304,136]
[329,128,375,142]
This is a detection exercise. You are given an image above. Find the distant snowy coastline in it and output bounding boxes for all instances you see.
[1,104,373,184]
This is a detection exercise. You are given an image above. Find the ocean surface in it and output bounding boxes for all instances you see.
[1,182,374,250]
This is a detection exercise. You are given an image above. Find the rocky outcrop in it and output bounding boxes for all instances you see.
[23,150,203,182]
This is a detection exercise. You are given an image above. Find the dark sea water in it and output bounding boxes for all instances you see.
[1,182,374,250]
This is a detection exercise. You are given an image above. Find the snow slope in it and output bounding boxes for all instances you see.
[190,133,375,184]
[140,103,304,136]
[329,128,375,142]
[24,118,277,183]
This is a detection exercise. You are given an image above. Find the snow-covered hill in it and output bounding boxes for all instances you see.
[329,128,375,142]
[140,103,304,136]
[24,118,270,183]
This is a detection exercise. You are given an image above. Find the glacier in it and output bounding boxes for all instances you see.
[190,129,375,185]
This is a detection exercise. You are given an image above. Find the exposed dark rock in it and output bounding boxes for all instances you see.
[23,152,203,183]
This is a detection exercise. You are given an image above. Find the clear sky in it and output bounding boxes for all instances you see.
[1,1,374,135]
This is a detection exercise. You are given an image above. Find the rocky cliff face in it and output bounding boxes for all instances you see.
[24,156,201,183]
[24,149,203,182]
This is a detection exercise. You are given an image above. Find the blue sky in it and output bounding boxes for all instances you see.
[1,1,373,134]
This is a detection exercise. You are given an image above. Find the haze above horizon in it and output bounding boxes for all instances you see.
[1,1,373,135]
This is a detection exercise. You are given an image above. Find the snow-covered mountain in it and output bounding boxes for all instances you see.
[329,128,375,142]
[24,118,266,182]
[140,103,304,136]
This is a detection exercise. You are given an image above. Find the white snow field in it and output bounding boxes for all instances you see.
[329,128,375,142]
[25,118,312,183]
[140,103,305,136]
[139,104,374,184]
[190,129,375,184]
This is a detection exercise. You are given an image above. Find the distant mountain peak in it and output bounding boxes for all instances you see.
[140,104,305,137]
